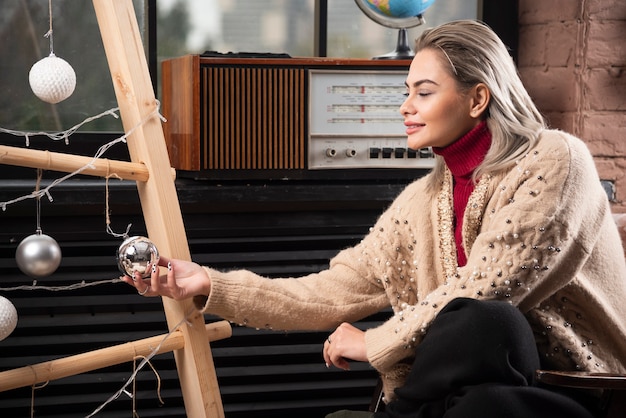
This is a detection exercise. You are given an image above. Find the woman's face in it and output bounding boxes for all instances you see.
[400,48,482,150]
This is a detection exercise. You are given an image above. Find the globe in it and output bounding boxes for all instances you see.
[361,0,436,20]
[355,0,437,59]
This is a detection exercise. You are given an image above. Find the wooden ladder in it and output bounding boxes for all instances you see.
[0,1,229,416]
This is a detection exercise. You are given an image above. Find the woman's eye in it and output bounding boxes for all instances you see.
[418,92,432,97]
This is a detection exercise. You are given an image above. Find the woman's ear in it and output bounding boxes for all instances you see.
[469,83,490,119]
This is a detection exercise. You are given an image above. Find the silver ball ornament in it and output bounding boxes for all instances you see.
[0,296,18,341]
[117,236,159,278]
[15,232,62,278]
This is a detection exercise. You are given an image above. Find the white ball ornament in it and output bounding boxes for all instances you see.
[0,296,18,342]
[29,53,76,104]
[15,231,62,278]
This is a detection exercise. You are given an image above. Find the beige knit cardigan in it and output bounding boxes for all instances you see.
[194,129,626,402]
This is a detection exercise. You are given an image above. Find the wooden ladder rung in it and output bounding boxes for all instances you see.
[0,144,149,181]
[0,320,231,392]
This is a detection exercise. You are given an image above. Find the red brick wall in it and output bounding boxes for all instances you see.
[517,0,626,212]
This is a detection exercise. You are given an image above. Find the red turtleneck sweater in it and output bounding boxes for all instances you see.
[432,121,492,266]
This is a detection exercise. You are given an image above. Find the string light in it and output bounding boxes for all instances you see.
[0,102,165,212]
[0,278,121,293]
[1,102,166,288]
[2,0,181,413]
[0,101,169,416]
[0,107,120,146]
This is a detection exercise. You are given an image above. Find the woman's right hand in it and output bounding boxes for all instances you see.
[121,256,211,300]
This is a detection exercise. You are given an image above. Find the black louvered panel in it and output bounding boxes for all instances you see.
[0,177,408,417]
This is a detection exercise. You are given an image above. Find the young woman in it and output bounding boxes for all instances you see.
[124,20,626,418]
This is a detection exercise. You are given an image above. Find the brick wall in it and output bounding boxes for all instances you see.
[517,0,626,212]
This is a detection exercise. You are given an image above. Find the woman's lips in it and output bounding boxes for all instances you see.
[404,122,424,135]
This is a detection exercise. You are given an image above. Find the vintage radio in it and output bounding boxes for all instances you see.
[161,55,435,177]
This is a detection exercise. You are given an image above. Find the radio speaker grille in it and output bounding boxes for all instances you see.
[199,65,306,170]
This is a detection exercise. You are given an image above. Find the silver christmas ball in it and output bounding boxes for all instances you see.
[117,236,159,278]
[15,232,62,278]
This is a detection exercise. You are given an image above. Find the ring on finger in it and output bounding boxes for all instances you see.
[327,336,332,344]
[138,285,150,296]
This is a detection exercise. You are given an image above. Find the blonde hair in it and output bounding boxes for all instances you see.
[414,20,546,189]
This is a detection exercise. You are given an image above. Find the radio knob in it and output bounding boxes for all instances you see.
[419,148,434,158]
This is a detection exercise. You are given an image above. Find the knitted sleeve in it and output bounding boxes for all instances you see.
[193,179,433,331]
[194,247,391,332]
[365,131,608,374]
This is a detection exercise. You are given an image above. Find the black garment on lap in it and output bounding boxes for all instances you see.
[375,298,595,418]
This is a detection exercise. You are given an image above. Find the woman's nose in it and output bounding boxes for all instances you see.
[399,96,413,116]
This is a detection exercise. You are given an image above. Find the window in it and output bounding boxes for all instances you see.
[0,0,147,132]
[0,0,479,132]
[156,0,478,59]
[326,0,478,58]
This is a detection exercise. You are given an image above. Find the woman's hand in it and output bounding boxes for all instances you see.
[323,322,368,370]
[121,256,211,300]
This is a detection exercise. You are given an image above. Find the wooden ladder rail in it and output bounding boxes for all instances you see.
[92,1,226,415]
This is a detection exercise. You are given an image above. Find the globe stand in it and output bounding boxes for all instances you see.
[373,27,414,60]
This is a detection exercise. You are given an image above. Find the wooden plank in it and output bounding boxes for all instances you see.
[0,321,231,392]
[92,1,226,416]
[0,144,149,181]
